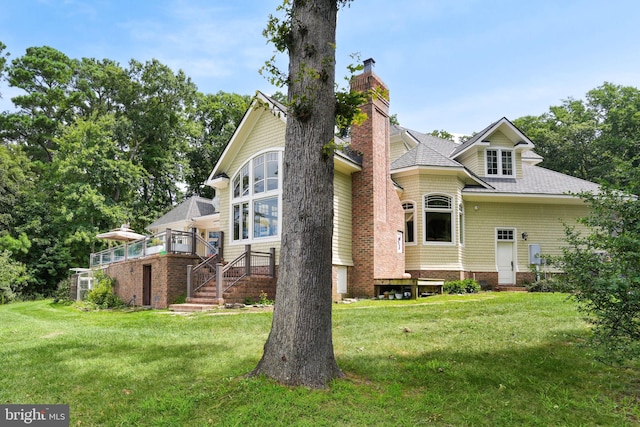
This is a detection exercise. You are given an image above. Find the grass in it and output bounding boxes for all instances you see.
[0,292,638,426]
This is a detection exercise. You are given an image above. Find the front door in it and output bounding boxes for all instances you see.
[496,229,515,285]
[143,265,152,306]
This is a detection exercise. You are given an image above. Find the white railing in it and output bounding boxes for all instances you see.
[90,229,212,268]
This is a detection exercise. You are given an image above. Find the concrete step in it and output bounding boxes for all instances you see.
[186,296,224,304]
[168,303,217,312]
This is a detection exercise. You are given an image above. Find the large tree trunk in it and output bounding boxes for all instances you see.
[250,0,343,388]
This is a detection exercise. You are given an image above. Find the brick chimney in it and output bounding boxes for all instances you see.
[349,59,405,297]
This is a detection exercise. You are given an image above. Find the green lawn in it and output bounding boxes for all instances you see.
[1,293,638,426]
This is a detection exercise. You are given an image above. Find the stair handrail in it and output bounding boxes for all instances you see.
[192,234,218,262]
[219,246,275,293]
[188,245,275,299]
[188,254,219,297]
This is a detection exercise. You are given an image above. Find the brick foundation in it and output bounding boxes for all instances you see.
[105,254,200,309]
[406,269,536,289]
[222,275,278,305]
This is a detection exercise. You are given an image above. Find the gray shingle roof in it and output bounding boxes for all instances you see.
[463,163,600,196]
[391,141,462,169]
[389,120,599,197]
[147,196,216,229]
[449,120,497,156]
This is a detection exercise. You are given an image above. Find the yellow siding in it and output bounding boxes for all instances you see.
[332,171,353,265]
[515,151,523,178]
[390,139,408,163]
[226,111,286,179]
[488,130,512,148]
[463,201,590,272]
[457,149,481,176]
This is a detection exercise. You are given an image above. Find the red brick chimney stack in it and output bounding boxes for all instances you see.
[349,59,405,297]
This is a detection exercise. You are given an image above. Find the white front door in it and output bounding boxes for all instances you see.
[496,229,515,285]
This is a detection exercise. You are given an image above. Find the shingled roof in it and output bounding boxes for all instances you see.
[464,163,600,196]
[391,141,462,169]
[389,121,599,197]
[147,196,216,230]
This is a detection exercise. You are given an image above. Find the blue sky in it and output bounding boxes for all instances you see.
[1,0,639,135]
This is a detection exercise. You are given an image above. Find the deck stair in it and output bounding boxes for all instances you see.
[170,245,276,312]
[169,282,223,312]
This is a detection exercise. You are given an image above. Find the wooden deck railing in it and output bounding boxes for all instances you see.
[187,245,275,299]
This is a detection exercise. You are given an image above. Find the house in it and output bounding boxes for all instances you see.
[204,58,599,300]
[87,58,599,308]
[147,195,221,256]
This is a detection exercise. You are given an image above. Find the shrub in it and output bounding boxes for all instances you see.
[443,279,480,294]
[258,290,274,305]
[85,272,123,308]
[172,294,187,305]
[525,276,572,293]
[52,278,72,303]
[0,250,31,304]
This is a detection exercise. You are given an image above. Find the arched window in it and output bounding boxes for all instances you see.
[424,194,453,243]
[402,201,416,244]
[231,151,281,241]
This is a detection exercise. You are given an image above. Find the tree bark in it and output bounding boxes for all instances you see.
[250,0,343,388]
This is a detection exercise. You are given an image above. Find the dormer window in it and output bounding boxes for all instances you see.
[486,149,514,177]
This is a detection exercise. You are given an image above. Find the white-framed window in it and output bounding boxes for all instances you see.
[458,203,465,245]
[424,194,453,244]
[231,150,282,242]
[496,228,515,241]
[486,148,514,176]
[402,201,416,244]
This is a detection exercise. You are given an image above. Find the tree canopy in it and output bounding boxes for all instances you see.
[0,44,249,295]
[513,82,640,193]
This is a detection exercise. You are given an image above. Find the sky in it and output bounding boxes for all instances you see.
[1,0,640,135]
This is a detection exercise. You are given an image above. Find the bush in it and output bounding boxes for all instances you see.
[52,278,72,303]
[85,272,123,308]
[444,279,480,294]
[0,250,31,304]
[172,294,187,304]
[525,277,571,293]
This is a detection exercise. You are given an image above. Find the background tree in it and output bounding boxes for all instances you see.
[185,91,250,198]
[514,83,640,194]
[0,44,250,296]
[0,41,8,99]
[514,100,599,181]
[250,0,350,388]
[429,129,455,142]
[4,46,80,162]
